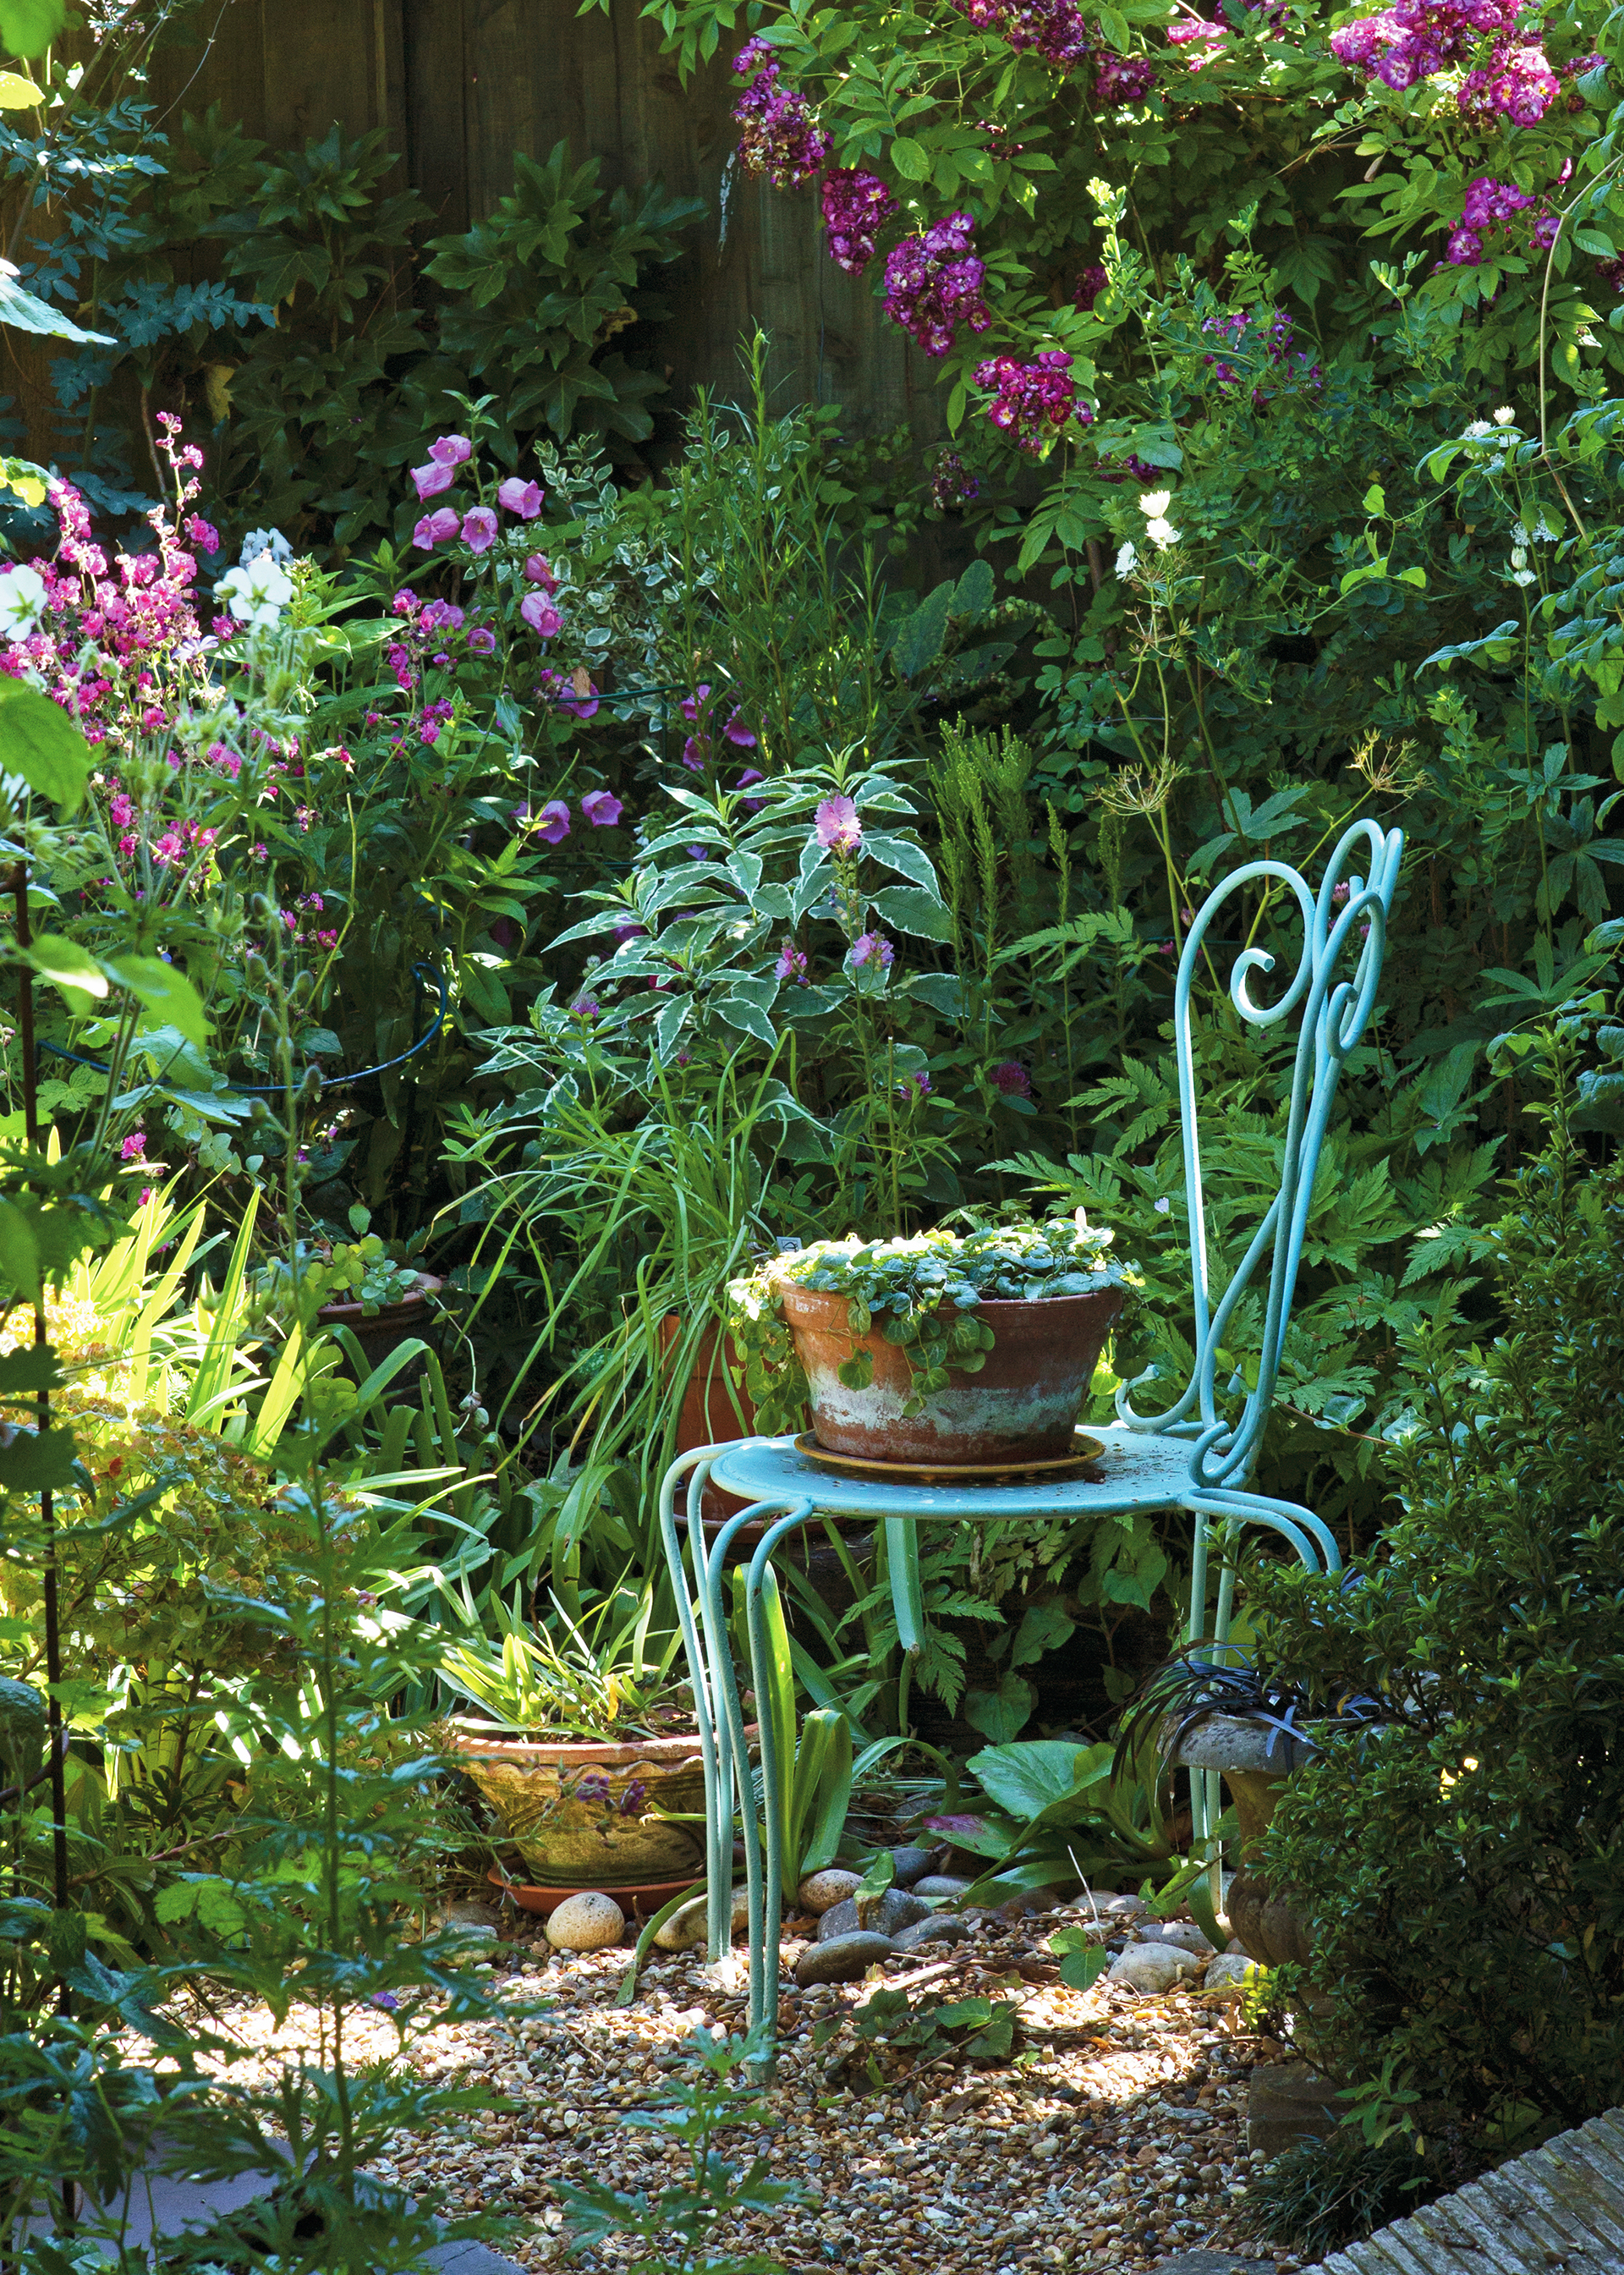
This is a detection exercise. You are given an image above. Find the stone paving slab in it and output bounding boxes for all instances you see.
[1303,2107,1624,2275]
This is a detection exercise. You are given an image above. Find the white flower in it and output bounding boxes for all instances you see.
[239,526,293,568]
[1531,516,1560,541]
[0,562,47,640]
[1138,488,1173,519]
[1114,540,1139,576]
[1464,420,1494,438]
[215,552,294,629]
[1145,517,1181,550]
[1512,522,1528,546]
[1511,568,1537,587]
[1154,1196,1171,1215]
[1511,545,1528,570]
[1493,406,1516,426]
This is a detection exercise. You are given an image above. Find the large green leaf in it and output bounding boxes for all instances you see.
[967,1738,1115,1827]
[0,0,65,61]
[0,264,113,343]
[0,679,91,813]
[23,931,107,1012]
[100,956,212,1048]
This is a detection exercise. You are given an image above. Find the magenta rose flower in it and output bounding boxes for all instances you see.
[461,507,499,553]
[428,434,473,467]
[520,591,562,636]
[537,800,571,843]
[412,506,460,551]
[581,789,623,827]
[411,459,455,501]
[497,477,545,518]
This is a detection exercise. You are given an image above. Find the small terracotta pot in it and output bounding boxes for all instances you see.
[318,1273,442,1377]
[452,1722,755,1888]
[780,1282,1122,1465]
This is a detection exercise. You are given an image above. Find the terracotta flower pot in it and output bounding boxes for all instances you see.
[780,1282,1123,1465]
[452,1722,754,1889]
[318,1273,442,1377]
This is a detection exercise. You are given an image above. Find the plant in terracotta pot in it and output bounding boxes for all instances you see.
[437,1582,723,1890]
[727,1212,1138,1466]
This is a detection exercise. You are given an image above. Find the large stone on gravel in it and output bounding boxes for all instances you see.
[1203,1952,1259,1992]
[888,1845,935,1888]
[1102,1892,1149,1919]
[1108,1941,1199,1992]
[546,1892,625,1951]
[653,1886,752,1951]
[914,1874,973,1900]
[1149,1920,1220,1957]
[798,1868,862,1915]
[794,1931,896,1987]
[819,1888,930,1941]
[892,1912,973,1952]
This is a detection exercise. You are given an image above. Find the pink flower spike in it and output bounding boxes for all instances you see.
[428,435,473,467]
[537,800,572,843]
[815,794,862,853]
[461,507,499,553]
[412,507,459,551]
[581,788,623,827]
[524,552,557,591]
[521,591,562,637]
[411,459,455,501]
[497,477,545,518]
[848,931,894,970]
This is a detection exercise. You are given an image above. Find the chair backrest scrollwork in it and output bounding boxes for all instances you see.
[1116,818,1405,1491]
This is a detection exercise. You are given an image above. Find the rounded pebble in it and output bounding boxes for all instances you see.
[892,1911,973,1951]
[888,1844,934,1888]
[798,1867,862,1915]
[816,1896,860,1943]
[654,1888,752,1951]
[794,1930,896,1987]
[1204,1951,1260,1991]
[546,1892,626,1951]
[1108,1942,1199,1992]
[913,1874,972,1900]
[1155,1919,1220,1957]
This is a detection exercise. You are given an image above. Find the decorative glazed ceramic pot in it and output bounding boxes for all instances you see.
[780,1283,1122,1465]
[453,1723,753,1888]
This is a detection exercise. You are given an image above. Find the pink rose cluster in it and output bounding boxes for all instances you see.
[1327,0,1592,128]
[1446,173,1558,265]
[951,0,1090,71]
[930,450,981,513]
[820,169,901,276]
[1094,51,1161,100]
[974,350,1094,453]
[731,37,831,186]
[884,212,993,358]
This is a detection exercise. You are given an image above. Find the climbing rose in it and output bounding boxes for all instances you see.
[732,37,831,184]
[883,212,991,357]
[974,350,1094,453]
[820,168,899,276]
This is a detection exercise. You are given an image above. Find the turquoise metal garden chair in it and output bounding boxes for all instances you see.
[657,816,1405,2049]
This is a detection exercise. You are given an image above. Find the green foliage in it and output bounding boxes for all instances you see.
[1241,2129,1440,2259]
[435,1579,689,1739]
[813,1982,1022,2090]
[1247,1027,1624,2137]
[943,1732,1182,1897]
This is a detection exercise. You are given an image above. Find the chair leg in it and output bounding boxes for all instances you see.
[742,1503,817,2067]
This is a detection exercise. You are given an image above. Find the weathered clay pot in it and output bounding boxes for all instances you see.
[659,1315,756,1525]
[781,1283,1122,1465]
[453,1723,753,1888]
[1173,1712,1317,1969]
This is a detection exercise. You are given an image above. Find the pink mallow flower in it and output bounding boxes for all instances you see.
[461,507,499,553]
[815,794,862,853]
[581,789,623,827]
[521,591,562,636]
[411,459,455,501]
[413,507,459,550]
[497,477,545,518]
[536,800,572,843]
[428,434,473,467]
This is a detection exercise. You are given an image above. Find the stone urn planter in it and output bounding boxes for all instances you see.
[452,1722,754,1890]
[780,1283,1122,1467]
[1171,1712,1318,1969]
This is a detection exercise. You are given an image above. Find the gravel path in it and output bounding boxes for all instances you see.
[202,1904,1303,2272]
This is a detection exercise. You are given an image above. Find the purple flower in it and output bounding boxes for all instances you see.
[820,168,900,277]
[849,931,894,970]
[466,624,497,655]
[573,1771,612,1805]
[561,679,600,720]
[461,507,498,553]
[952,0,1090,67]
[775,939,809,982]
[882,212,991,358]
[619,1778,648,1816]
[815,794,862,852]
[412,507,460,551]
[732,40,831,184]
[1073,264,1110,311]
[991,1059,1032,1097]
[581,788,623,827]
[724,713,757,747]
[185,514,220,555]
[524,552,557,590]
[520,591,561,636]
[974,350,1093,455]
[420,599,465,633]
[537,800,571,843]
[120,1131,146,1162]
[901,1070,930,1101]
[428,434,473,467]
[497,476,544,518]
[411,459,455,501]
[1095,52,1160,100]
[571,994,601,1019]
[370,1992,400,2011]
